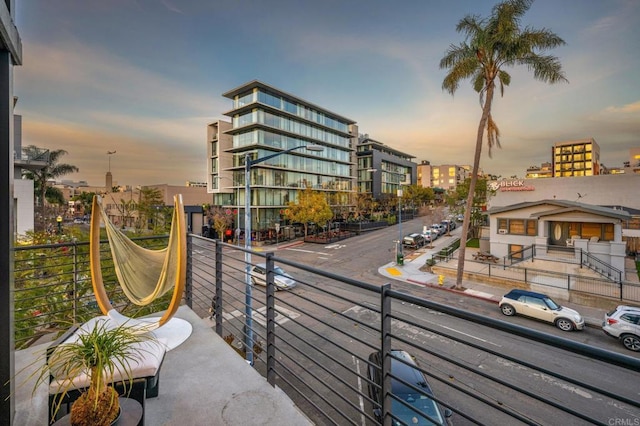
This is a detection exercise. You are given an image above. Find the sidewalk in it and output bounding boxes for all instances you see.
[377,237,609,329]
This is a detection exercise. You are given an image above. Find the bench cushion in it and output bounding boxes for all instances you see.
[48,316,166,395]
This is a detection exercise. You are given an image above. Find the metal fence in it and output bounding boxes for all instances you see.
[13,235,640,425]
[435,257,640,303]
[13,236,172,349]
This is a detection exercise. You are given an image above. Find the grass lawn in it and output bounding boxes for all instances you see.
[467,238,480,248]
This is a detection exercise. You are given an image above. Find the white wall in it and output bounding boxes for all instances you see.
[14,179,34,236]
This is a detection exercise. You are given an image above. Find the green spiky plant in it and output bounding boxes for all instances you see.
[38,320,158,425]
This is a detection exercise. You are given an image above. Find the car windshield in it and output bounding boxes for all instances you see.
[543,297,560,310]
[391,393,443,426]
[273,266,287,275]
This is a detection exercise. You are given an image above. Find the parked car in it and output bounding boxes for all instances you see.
[403,233,425,249]
[441,219,456,232]
[498,289,584,331]
[602,305,640,351]
[250,263,297,290]
[422,229,437,244]
[455,214,464,222]
[431,224,445,236]
[367,350,452,425]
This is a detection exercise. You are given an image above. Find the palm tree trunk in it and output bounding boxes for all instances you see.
[455,84,496,289]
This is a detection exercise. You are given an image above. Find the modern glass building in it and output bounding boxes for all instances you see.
[208,80,357,238]
[356,136,416,199]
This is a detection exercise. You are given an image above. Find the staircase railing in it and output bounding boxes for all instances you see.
[580,250,622,283]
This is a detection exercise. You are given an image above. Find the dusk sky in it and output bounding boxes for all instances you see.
[14,0,640,187]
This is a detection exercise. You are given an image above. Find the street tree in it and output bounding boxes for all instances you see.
[22,146,79,231]
[137,187,165,232]
[440,0,568,289]
[204,205,234,241]
[284,187,333,237]
[403,184,434,210]
[72,191,97,218]
[354,193,377,221]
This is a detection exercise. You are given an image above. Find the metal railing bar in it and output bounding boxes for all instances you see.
[389,327,628,424]
[271,289,380,337]
[271,354,367,426]
[271,305,379,358]
[271,370,351,426]
[389,318,640,409]
[273,318,376,376]
[387,288,640,371]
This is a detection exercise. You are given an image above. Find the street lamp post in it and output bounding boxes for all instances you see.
[243,144,323,364]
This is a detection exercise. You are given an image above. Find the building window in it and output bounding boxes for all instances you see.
[508,219,525,234]
[499,218,537,236]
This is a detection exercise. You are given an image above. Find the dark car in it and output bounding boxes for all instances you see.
[403,233,425,249]
[499,289,584,331]
[367,350,452,425]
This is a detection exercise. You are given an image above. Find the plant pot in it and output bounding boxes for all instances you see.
[70,387,120,426]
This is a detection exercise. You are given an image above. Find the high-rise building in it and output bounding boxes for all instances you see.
[208,80,358,235]
[356,136,416,199]
[552,138,601,177]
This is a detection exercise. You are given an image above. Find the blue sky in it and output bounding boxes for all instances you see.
[14,0,640,186]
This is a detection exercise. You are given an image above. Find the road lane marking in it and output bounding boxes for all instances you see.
[223,304,300,327]
[438,324,502,347]
[286,247,331,255]
[344,305,502,348]
[353,356,367,426]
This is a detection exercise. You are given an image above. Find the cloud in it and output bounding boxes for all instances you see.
[21,115,209,186]
[603,101,640,115]
[17,40,221,114]
[161,1,184,14]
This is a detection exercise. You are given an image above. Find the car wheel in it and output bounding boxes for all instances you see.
[500,304,515,316]
[555,318,574,332]
[621,334,640,351]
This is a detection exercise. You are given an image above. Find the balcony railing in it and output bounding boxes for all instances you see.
[13,235,640,424]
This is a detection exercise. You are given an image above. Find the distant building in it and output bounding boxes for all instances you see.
[356,136,416,199]
[525,162,553,179]
[552,138,601,177]
[416,160,470,191]
[623,147,640,175]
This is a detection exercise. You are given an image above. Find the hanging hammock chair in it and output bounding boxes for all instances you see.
[89,194,190,346]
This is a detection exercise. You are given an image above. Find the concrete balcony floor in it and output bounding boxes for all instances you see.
[14,306,312,425]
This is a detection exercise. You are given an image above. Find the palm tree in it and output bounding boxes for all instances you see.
[22,146,79,231]
[439,0,568,289]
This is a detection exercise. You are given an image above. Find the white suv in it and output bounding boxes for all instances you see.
[603,305,640,351]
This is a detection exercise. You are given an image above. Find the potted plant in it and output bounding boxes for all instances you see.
[38,319,158,425]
